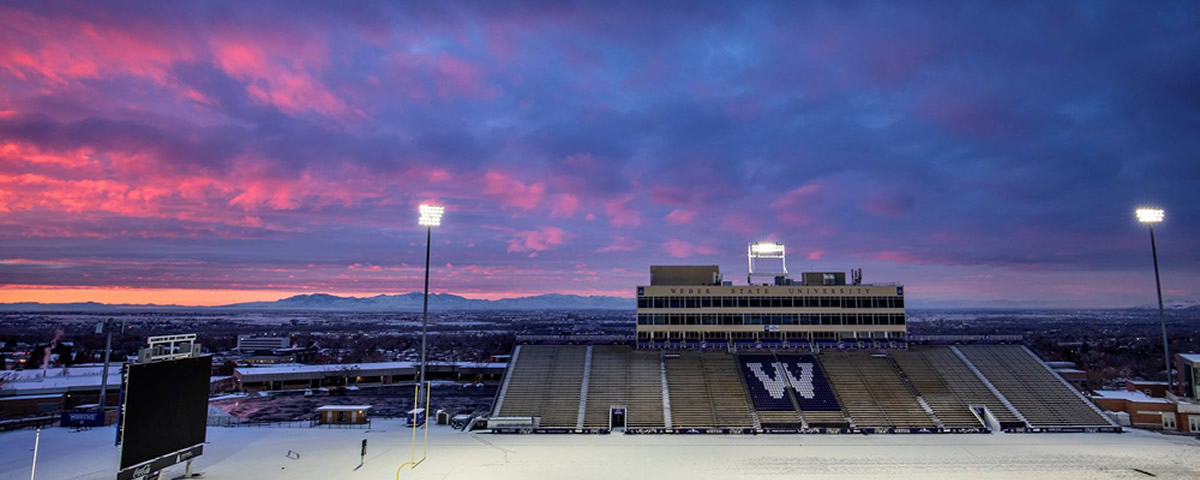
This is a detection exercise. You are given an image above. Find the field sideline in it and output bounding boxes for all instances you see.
[2,420,1198,480]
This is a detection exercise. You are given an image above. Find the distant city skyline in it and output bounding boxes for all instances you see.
[1,2,1198,308]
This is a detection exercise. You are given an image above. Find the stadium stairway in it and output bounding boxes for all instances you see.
[659,352,672,429]
[957,345,1115,429]
[576,346,593,429]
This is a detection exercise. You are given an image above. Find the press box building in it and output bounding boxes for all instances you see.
[635,243,905,349]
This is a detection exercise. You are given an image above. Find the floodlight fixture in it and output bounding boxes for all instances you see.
[418,204,445,227]
[748,241,788,284]
[1136,208,1164,224]
[750,242,786,256]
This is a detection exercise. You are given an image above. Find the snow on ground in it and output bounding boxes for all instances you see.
[1,420,1198,480]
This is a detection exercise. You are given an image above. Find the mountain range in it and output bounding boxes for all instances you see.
[2,292,1196,312]
[0,292,632,312]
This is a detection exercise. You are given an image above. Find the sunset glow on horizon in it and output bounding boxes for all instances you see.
[1,2,1198,308]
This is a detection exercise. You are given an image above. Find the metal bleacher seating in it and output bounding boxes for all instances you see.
[627,350,667,428]
[893,346,1021,428]
[665,352,753,428]
[820,351,938,429]
[959,345,1111,428]
[583,345,630,428]
[494,345,586,428]
[700,352,755,428]
[582,346,667,429]
[890,348,986,428]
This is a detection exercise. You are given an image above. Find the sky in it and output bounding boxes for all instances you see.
[1,1,1198,308]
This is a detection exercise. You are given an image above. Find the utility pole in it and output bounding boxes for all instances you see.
[97,319,114,414]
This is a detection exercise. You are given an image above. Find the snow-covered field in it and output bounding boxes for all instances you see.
[2,420,1198,480]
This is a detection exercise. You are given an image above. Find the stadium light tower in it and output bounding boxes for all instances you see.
[1136,207,1172,392]
[417,204,444,393]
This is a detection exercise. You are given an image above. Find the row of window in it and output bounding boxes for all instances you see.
[636,313,906,326]
[635,331,906,340]
[636,295,903,310]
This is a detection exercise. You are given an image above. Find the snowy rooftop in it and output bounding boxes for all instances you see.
[1091,390,1172,404]
[0,371,121,395]
[237,361,416,376]
[235,361,505,377]
[315,405,372,411]
[0,393,63,401]
[1179,353,1200,363]
[1,370,232,396]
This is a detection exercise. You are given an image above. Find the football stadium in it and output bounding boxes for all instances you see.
[487,246,1118,435]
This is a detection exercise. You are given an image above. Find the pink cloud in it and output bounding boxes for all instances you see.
[806,250,825,261]
[862,190,916,217]
[662,240,715,259]
[604,193,641,227]
[664,208,697,225]
[564,153,597,168]
[596,235,644,253]
[549,193,579,218]
[770,183,821,209]
[1,142,96,169]
[719,213,763,235]
[771,183,823,227]
[433,54,497,99]
[209,32,360,119]
[507,226,571,253]
[484,171,546,211]
[649,185,689,205]
[873,250,919,263]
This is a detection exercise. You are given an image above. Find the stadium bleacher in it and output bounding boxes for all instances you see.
[892,347,1021,428]
[492,345,586,428]
[738,354,796,411]
[582,345,630,428]
[627,351,667,428]
[819,352,938,429]
[665,352,716,427]
[776,354,841,412]
[700,352,755,428]
[579,346,667,429]
[959,345,1112,428]
[889,348,985,428]
[491,344,1117,433]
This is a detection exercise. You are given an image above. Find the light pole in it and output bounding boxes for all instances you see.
[417,204,444,394]
[97,319,114,414]
[1136,207,1172,393]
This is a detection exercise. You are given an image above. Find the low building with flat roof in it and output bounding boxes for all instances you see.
[233,361,507,391]
[316,405,371,425]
